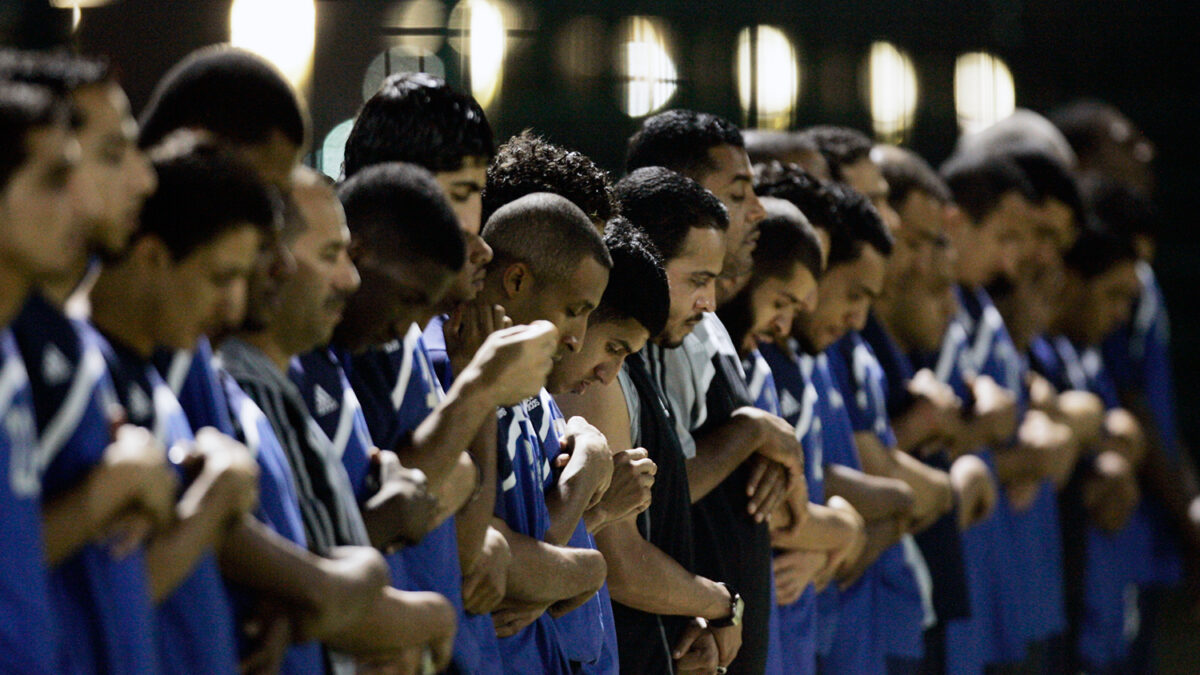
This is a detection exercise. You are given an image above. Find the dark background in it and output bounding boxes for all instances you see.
[5,0,1199,461]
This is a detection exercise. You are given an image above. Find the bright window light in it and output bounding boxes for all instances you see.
[955,52,1016,135]
[363,47,446,102]
[618,16,678,118]
[229,0,317,89]
[448,0,507,109]
[318,118,355,180]
[865,41,919,142]
[736,25,801,130]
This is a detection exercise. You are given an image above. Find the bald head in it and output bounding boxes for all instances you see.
[482,192,612,283]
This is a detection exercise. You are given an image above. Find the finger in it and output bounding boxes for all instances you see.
[746,460,769,500]
[672,624,704,659]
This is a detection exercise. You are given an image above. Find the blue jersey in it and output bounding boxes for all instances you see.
[527,392,619,675]
[156,337,236,436]
[495,390,572,675]
[338,325,502,674]
[761,342,824,672]
[91,326,238,675]
[827,337,927,663]
[0,328,62,675]
[807,350,887,674]
[743,347,807,675]
[13,295,158,675]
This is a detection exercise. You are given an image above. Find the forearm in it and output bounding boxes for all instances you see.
[146,485,234,601]
[42,466,133,565]
[456,419,499,573]
[216,517,329,609]
[323,587,451,655]
[686,412,761,503]
[771,502,855,552]
[501,525,606,604]
[402,374,495,489]
[823,464,912,520]
[545,459,605,546]
[598,519,729,619]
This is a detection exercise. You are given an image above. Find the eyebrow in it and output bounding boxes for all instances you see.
[613,338,634,354]
[856,282,882,300]
[782,290,802,305]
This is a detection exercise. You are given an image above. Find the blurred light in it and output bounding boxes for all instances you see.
[319,118,355,180]
[556,15,606,80]
[955,52,1016,135]
[229,0,317,89]
[617,16,677,118]
[384,0,447,53]
[736,25,800,130]
[448,0,507,109]
[71,4,81,31]
[865,41,918,141]
[363,47,446,102]
[48,0,112,6]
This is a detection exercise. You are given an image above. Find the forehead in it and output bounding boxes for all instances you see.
[184,225,261,266]
[562,255,610,296]
[72,82,129,131]
[436,156,488,183]
[701,144,752,185]
[899,191,945,236]
[592,316,650,345]
[672,226,726,268]
[841,158,887,197]
[293,185,345,238]
[824,246,886,290]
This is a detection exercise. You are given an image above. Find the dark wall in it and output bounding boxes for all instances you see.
[15,0,1200,455]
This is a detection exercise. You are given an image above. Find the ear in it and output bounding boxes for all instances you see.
[125,235,172,274]
[501,262,532,300]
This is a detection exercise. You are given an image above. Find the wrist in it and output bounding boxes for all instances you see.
[707,582,744,627]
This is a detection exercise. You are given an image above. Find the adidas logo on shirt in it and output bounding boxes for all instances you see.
[42,344,71,386]
[313,384,339,417]
[779,390,801,419]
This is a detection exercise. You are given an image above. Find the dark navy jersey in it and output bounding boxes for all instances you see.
[14,294,159,675]
[90,326,238,675]
[219,370,324,675]
[527,391,618,675]
[0,327,62,675]
[827,336,928,663]
[335,325,503,674]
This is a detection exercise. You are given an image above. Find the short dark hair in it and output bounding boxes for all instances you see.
[1004,143,1085,227]
[615,166,729,261]
[137,133,278,261]
[1082,175,1158,241]
[742,129,818,165]
[0,49,110,96]
[1049,99,1126,165]
[337,162,465,273]
[138,45,307,150]
[754,162,839,231]
[591,216,669,337]
[343,72,493,178]
[481,130,618,226]
[482,192,612,283]
[625,109,744,178]
[940,150,1037,225]
[797,125,873,182]
[824,182,893,266]
[0,81,68,191]
[752,207,824,283]
[873,145,952,207]
[1062,219,1138,279]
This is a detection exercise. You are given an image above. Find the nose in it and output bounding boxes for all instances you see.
[272,238,297,281]
[337,257,361,295]
[223,278,249,329]
[470,232,493,268]
[772,310,792,339]
[697,287,716,314]
[746,190,767,226]
[132,148,157,198]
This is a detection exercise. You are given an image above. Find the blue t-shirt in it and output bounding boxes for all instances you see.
[827,336,927,662]
[743,346,809,675]
[808,350,887,674]
[14,295,158,675]
[495,390,572,675]
[156,338,236,436]
[860,313,971,627]
[526,391,619,675]
[92,327,238,675]
[760,342,824,673]
[0,327,62,675]
[336,324,502,674]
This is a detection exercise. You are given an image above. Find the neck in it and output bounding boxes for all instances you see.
[238,329,294,373]
[40,256,90,307]
[0,264,31,328]
[90,271,156,358]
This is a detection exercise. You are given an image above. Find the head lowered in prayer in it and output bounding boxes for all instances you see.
[481,192,612,358]
[332,161,465,351]
[547,216,669,395]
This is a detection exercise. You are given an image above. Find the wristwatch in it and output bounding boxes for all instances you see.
[709,582,744,628]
